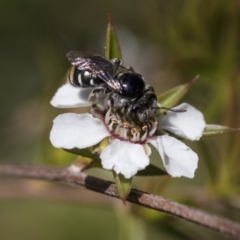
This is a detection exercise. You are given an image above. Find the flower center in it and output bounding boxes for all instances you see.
[104,107,158,143]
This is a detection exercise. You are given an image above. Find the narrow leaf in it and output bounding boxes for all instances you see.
[105,13,122,60]
[202,124,240,137]
[137,164,168,176]
[113,172,132,203]
[157,75,198,108]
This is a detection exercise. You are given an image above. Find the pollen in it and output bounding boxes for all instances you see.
[103,107,158,143]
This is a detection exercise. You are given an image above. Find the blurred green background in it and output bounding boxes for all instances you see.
[1,0,240,239]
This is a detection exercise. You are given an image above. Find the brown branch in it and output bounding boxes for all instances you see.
[0,163,240,238]
[0,181,114,204]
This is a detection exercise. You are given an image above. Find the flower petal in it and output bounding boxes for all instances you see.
[50,113,110,149]
[50,83,91,108]
[158,103,205,140]
[149,135,198,178]
[100,139,149,178]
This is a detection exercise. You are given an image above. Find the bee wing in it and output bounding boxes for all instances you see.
[66,51,122,92]
[66,51,115,75]
[97,71,122,92]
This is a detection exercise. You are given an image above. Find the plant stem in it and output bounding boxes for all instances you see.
[0,163,240,238]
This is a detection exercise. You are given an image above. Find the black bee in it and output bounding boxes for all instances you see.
[66,51,182,124]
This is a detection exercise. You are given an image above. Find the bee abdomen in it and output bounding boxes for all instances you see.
[67,66,103,88]
[67,66,83,87]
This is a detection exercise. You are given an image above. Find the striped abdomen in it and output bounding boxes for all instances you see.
[67,66,104,88]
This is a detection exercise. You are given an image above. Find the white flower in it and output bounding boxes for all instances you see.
[50,83,206,179]
[50,83,91,108]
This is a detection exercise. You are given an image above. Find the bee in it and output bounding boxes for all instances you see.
[66,51,183,124]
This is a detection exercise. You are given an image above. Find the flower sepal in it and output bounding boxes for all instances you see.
[136,164,168,176]
[105,12,122,60]
[63,138,110,170]
[64,147,101,162]
[64,148,102,171]
[113,172,132,203]
[157,75,198,114]
[202,124,240,137]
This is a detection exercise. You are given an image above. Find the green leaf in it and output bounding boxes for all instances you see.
[105,13,122,60]
[113,172,132,203]
[136,164,168,176]
[202,124,240,137]
[157,75,198,108]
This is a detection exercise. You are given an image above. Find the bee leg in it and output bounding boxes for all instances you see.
[88,87,108,107]
[144,84,155,93]
[111,58,122,66]
[108,93,128,116]
[111,58,122,74]
[124,104,136,123]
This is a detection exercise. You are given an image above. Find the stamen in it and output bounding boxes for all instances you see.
[103,105,161,143]
[143,144,152,156]
[136,131,140,141]
[131,128,137,135]
[111,117,118,123]
[141,129,148,142]
[121,128,128,140]
[148,121,158,137]
[114,124,120,134]
[108,121,115,131]
[131,132,137,142]
[105,107,111,124]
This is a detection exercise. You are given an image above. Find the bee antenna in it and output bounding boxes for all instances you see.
[151,106,186,113]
